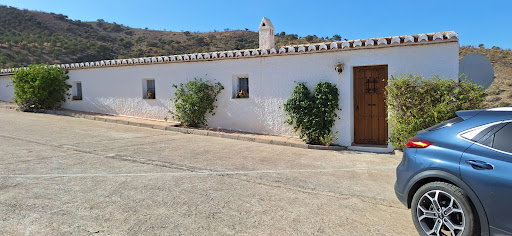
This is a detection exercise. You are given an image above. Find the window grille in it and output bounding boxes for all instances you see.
[76,82,82,97]
[238,77,249,96]
[147,80,155,93]
[145,79,156,99]
[72,82,82,100]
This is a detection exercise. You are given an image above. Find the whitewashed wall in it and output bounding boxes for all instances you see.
[0,42,459,147]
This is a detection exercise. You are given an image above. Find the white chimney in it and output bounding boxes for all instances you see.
[259,17,275,50]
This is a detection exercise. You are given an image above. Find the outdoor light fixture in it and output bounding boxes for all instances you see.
[335,63,344,74]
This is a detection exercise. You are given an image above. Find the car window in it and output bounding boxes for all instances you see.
[479,133,494,147]
[462,125,495,142]
[460,122,505,142]
[493,123,512,154]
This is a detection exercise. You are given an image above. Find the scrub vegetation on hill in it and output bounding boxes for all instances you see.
[1,5,511,108]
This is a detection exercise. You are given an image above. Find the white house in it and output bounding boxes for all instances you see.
[0,18,460,152]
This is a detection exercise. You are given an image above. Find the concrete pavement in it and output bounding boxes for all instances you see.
[0,109,417,235]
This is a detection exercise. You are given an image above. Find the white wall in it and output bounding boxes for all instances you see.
[0,42,459,147]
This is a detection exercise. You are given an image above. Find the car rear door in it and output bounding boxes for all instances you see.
[460,122,512,235]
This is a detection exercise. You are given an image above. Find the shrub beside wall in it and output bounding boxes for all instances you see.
[284,82,340,145]
[10,64,71,111]
[170,77,224,127]
[386,74,484,149]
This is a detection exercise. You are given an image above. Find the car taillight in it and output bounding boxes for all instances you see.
[406,138,433,148]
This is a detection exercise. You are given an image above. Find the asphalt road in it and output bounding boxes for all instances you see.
[0,109,417,235]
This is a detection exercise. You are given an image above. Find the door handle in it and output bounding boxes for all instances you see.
[466,160,494,170]
[356,105,359,111]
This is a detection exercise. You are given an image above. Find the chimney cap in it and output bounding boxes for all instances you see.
[259,17,274,30]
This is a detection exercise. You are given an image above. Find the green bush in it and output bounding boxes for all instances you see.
[170,78,224,127]
[10,64,71,111]
[284,82,339,145]
[386,74,484,149]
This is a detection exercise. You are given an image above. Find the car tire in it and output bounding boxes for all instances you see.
[411,182,479,236]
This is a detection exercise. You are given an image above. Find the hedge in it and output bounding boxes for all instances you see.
[386,74,484,149]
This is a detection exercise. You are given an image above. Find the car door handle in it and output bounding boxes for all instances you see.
[466,160,494,170]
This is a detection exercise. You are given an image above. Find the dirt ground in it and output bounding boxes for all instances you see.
[0,109,417,235]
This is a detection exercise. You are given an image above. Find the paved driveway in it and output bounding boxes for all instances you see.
[0,109,417,235]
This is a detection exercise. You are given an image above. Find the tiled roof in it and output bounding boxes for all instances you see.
[0,31,458,75]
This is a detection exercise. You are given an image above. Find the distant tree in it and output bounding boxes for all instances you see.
[332,34,342,41]
[283,34,298,41]
[146,41,159,47]
[121,40,134,49]
[478,44,485,49]
[304,35,314,42]
[136,36,146,44]
[109,23,123,33]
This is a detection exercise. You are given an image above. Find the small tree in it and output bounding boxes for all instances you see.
[170,78,224,127]
[10,64,71,111]
[284,82,340,145]
[386,74,484,149]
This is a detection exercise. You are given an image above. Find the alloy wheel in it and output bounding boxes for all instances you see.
[416,190,466,236]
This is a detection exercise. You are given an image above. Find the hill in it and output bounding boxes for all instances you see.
[1,5,511,108]
[0,5,327,69]
[460,46,512,107]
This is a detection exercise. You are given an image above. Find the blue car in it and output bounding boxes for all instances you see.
[395,108,512,236]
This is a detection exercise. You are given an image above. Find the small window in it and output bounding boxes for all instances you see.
[235,77,249,98]
[143,79,155,99]
[492,123,512,153]
[461,122,506,143]
[72,82,82,100]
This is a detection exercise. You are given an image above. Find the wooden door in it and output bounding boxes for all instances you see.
[353,65,388,145]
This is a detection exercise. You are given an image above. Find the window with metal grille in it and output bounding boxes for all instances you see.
[72,82,82,100]
[144,79,156,99]
[236,77,249,98]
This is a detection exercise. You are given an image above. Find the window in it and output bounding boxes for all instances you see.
[469,122,512,153]
[492,123,512,153]
[233,76,249,98]
[143,79,155,99]
[72,82,82,100]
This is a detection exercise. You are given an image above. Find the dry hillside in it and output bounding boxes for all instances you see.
[0,5,329,68]
[1,5,511,108]
[460,46,512,108]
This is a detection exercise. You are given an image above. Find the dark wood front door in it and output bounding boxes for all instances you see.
[353,65,388,145]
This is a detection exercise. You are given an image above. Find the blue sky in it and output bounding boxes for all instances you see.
[1,0,511,49]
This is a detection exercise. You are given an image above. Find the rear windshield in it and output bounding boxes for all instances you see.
[426,117,464,131]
